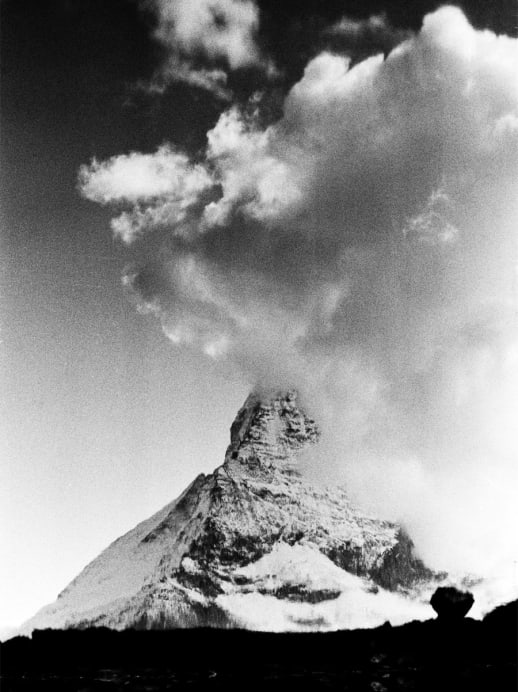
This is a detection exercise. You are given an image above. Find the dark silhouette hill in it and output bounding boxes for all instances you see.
[2,599,516,691]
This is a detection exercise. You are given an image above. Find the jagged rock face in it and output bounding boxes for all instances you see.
[21,391,439,634]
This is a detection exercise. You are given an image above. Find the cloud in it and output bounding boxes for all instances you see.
[402,188,458,245]
[328,13,397,37]
[81,7,518,582]
[153,56,231,100]
[150,0,260,69]
[141,0,273,96]
[79,146,215,243]
[323,12,411,56]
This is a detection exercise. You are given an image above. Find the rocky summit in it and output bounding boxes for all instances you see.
[21,391,440,634]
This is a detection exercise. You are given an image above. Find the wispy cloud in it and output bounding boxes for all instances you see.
[324,12,411,53]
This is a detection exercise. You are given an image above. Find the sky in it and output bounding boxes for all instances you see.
[1,0,518,632]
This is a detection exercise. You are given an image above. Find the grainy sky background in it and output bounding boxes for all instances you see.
[1,0,517,631]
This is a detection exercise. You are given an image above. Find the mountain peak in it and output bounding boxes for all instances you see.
[19,391,440,635]
[225,390,319,472]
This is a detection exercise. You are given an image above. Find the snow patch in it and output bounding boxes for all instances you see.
[234,542,363,592]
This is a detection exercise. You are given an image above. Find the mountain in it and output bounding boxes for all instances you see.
[21,391,440,634]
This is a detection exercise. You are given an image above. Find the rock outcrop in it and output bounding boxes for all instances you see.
[431,586,474,620]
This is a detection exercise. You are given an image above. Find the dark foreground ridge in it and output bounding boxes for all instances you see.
[2,600,516,691]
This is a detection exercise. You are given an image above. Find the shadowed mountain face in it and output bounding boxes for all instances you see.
[21,392,439,634]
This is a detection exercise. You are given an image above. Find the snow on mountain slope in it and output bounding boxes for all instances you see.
[22,474,213,632]
[234,542,361,593]
[20,391,439,635]
[217,543,433,631]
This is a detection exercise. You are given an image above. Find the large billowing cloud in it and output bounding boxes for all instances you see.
[81,7,518,588]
